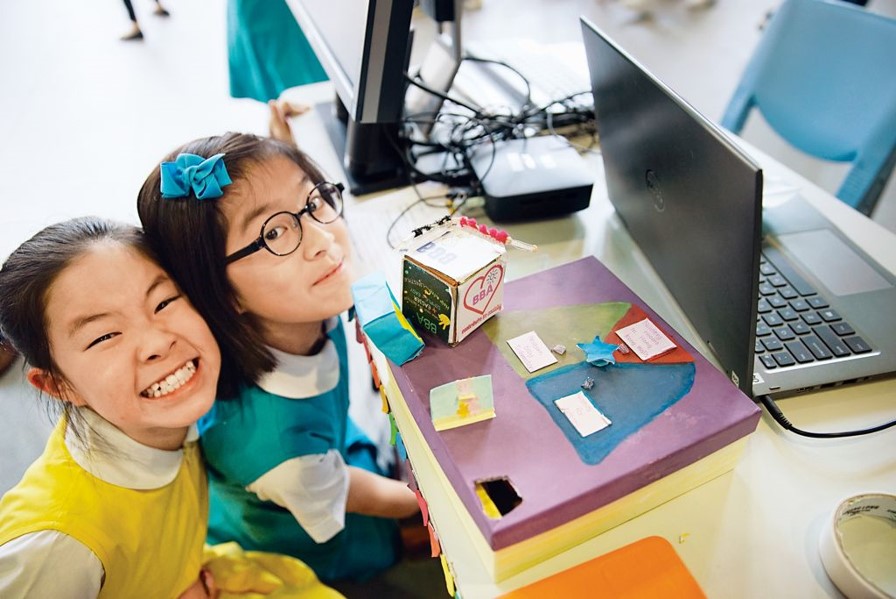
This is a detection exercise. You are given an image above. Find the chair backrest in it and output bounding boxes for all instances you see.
[721,0,896,215]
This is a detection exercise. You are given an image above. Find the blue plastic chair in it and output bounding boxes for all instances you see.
[721,0,896,216]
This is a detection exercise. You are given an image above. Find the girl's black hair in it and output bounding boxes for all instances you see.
[137,132,329,398]
[0,217,153,429]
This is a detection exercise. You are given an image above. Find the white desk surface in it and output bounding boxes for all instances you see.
[281,82,896,598]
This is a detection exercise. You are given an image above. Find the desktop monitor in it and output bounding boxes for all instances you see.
[288,0,416,195]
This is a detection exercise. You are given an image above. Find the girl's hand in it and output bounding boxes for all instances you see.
[346,466,421,519]
[268,99,310,146]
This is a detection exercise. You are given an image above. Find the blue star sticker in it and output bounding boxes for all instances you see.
[576,335,619,367]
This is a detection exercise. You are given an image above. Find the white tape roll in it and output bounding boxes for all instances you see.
[819,493,896,599]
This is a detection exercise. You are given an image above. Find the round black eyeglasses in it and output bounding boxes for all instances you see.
[225,182,345,265]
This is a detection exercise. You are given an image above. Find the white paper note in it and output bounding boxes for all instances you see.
[506,331,558,373]
[554,391,611,437]
[615,318,676,361]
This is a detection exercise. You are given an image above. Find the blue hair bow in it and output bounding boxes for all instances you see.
[160,153,232,200]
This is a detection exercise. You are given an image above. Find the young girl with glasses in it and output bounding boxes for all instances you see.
[0,217,222,596]
[137,134,419,583]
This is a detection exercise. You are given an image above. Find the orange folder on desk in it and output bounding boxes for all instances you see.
[502,536,705,598]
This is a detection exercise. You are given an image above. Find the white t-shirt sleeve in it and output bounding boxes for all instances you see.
[0,530,103,598]
[247,449,350,543]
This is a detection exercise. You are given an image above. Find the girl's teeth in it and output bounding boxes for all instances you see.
[142,361,197,398]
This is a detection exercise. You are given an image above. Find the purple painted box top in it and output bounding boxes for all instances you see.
[391,257,760,550]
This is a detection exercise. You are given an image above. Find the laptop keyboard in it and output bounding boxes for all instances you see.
[460,39,593,109]
[755,247,872,369]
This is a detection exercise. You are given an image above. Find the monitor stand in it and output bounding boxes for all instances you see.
[315,98,409,196]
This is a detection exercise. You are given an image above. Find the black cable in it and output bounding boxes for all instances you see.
[401,108,513,186]
[404,72,483,117]
[758,394,896,438]
[400,62,598,197]
[385,194,449,249]
[545,108,599,154]
[382,130,468,249]
[462,55,534,109]
[398,121,474,187]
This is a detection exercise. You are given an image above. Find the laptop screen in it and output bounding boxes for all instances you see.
[581,18,763,395]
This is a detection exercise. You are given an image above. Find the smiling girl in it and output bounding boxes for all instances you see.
[0,217,221,597]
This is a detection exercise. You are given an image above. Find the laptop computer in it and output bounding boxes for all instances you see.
[580,18,896,398]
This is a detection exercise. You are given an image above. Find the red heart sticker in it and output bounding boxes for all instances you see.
[463,264,504,315]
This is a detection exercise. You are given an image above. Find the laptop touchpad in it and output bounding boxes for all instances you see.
[776,229,892,296]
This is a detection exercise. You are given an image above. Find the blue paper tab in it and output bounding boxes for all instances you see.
[352,272,424,365]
